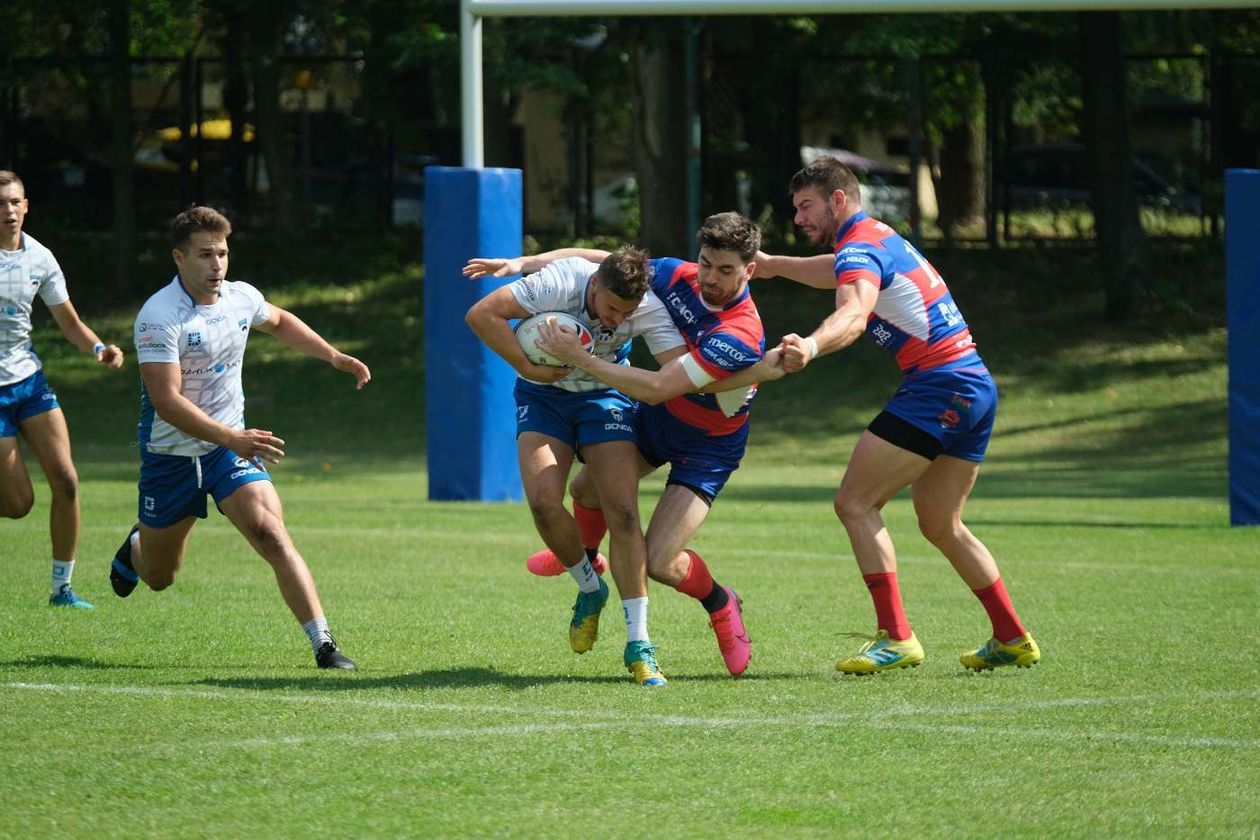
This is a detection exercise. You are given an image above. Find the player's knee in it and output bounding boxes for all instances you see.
[527,498,567,528]
[144,568,177,591]
[248,520,291,559]
[917,514,959,547]
[601,500,640,536]
[0,491,35,518]
[47,466,79,501]
[833,491,871,525]
[568,475,598,508]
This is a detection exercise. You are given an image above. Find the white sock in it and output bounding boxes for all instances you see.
[302,616,334,651]
[567,556,601,593]
[51,559,74,594]
[622,597,649,642]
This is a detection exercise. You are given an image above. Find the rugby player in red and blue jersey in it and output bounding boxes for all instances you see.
[534,213,785,678]
[758,156,1041,674]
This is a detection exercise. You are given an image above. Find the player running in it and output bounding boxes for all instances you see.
[1,170,125,609]
[757,155,1040,674]
[492,212,782,678]
[465,247,683,687]
[109,206,368,670]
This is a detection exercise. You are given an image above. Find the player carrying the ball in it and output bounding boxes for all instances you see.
[465,246,684,686]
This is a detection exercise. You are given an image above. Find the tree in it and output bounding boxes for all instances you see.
[629,20,690,257]
[1080,11,1146,322]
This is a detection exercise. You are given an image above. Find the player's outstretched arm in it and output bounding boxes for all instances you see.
[781,280,878,373]
[752,251,836,289]
[48,300,124,369]
[535,319,690,403]
[254,304,370,389]
[140,362,286,463]
[465,287,572,384]
[462,248,612,280]
[699,347,787,392]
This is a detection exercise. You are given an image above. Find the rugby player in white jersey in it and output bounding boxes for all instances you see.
[0,170,124,609]
[465,247,683,686]
[109,206,370,670]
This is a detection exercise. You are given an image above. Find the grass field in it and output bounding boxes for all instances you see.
[3,245,1258,838]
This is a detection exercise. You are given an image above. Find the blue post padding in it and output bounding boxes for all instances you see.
[1227,169,1260,525]
[424,167,523,501]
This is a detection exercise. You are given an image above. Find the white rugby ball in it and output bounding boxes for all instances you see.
[514,311,595,367]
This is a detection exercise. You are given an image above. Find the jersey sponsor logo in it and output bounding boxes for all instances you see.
[603,422,633,432]
[187,331,202,348]
[205,315,228,325]
[936,301,962,328]
[517,405,529,422]
[871,322,893,345]
[143,496,156,512]
[666,291,699,325]
[4,306,16,316]
[950,393,972,410]
[703,337,751,367]
[181,359,241,377]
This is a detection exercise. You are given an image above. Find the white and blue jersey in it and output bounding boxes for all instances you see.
[507,257,683,450]
[134,276,269,456]
[0,232,69,387]
[507,257,683,392]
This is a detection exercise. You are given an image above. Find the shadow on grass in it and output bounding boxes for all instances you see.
[193,666,803,692]
[0,654,160,670]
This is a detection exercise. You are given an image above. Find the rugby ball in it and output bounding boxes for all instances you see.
[514,311,595,367]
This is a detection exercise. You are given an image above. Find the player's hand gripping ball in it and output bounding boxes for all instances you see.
[514,311,594,367]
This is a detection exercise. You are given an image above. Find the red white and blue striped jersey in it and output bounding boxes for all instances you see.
[649,257,765,436]
[833,211,982,374]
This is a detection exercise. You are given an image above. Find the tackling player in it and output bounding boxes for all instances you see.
[757,156,1040,674]
[109,206,369,670]
[0,170,125,609]
[465,247,683,687]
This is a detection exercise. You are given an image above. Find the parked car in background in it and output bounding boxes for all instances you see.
[1000,143,1201,214]
[800,146,935,222]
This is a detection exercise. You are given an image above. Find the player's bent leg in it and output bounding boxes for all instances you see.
[133,518,197,591]
[0,437,35,519]
[19,409,80,562]
[834,431,933,577]
[218,481,355,670]
[518,432,583,567]
[911,455,999,588]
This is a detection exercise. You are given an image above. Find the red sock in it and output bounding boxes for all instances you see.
[573,502,607,553]
[972,577,1026,642]
[674,550,715,600]
[863,572,912,640]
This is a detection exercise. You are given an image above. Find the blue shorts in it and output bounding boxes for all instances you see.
[0,370,60,437]
[884,365,998,462]
[138,446,271,528]
[514,379,637,452]
[636,402,748,501]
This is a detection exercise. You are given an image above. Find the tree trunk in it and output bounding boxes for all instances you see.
[109,0,135,294]
[1079,11,1146,322]
[631,20,690,257]
[934,95,986,244]
[245,4,297,237]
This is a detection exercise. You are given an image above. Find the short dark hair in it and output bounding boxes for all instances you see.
[789,156,862,206]
[0,170,25,192]
[696,212,761,262]
[595,245,651,301]
[172,206,232,250]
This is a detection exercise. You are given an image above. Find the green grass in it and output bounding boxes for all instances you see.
[3,243,1258,838]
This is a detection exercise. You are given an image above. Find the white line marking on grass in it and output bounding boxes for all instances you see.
[8,682,1260,752]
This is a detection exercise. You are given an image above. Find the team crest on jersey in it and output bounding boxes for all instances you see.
[939,408,961,430]
[187,331,202,348]
[238,318,248,331]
